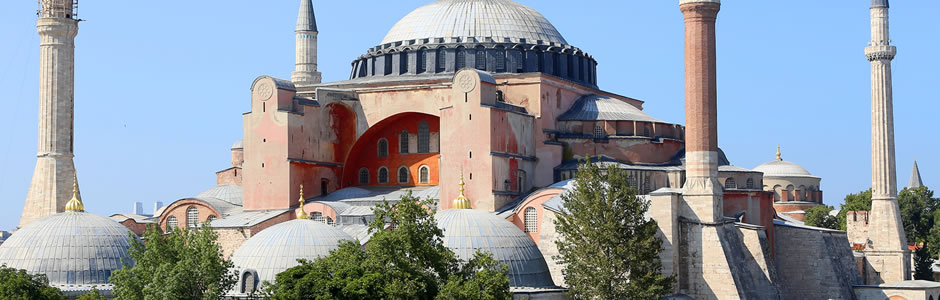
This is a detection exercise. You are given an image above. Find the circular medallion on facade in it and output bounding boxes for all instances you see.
[455,72,477,93]
[255,81,274,101]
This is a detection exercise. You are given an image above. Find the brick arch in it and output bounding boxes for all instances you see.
[157,199,222,232]
[342,112,441,188]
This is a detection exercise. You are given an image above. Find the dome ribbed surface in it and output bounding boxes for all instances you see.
[197,185,243,206]
[435,209,554,287]
[0,212,135,286]
[753,160,815,177]
[230,219,353,284]
[381,0,567,45]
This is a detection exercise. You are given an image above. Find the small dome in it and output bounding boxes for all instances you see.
[558,94,663,123]
[435,209,554,287]
[381,0,567,45]
[753,159,814,178]
[0,212,135,287]
[231,140,244,150]
[230,219,353,285]
[197,184,243,206]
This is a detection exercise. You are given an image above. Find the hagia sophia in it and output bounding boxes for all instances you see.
[1,0,936,299]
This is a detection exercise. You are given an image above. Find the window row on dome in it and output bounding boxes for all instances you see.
[351,45,598,87]
[358,165,432,185]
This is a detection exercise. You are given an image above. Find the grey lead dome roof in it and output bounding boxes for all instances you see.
[753,159,816,178]
[230,219,353,285]
[435,209,555,288]
[197,184,243,206]
[558,94,663,123]
[381,0,567,46]
[0,212,135,287]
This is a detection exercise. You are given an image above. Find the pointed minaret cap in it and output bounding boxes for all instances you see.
[909,159,924,189]
[452,174,472,209]
[776,145,782,161]
[65,174,84,212]
[297,0,317,32]
[296,185,310,219]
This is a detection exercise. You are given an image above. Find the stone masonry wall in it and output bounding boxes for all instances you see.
[846,211,870,245]
[679,221,782,299]
[537,209,564,287]
[774,224,862,300]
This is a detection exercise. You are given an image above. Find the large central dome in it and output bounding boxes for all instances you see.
[381,0,567,46]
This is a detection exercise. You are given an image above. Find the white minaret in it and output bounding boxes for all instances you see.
[863,0,910,284]
[291,0,321,85]
[19,0,80,228]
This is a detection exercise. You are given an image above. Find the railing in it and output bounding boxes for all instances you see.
[37,0,78,19]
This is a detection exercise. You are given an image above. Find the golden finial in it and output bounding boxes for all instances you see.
[776,145,782,161]
[295,184,309,219]
[65,173,84,212]
[452,174,472,209]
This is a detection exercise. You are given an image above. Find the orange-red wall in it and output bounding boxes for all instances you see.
[343,113,441,187]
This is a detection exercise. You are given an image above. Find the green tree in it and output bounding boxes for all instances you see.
[899,186,939,243]
[913,245,935,280]
[76,287,105,300]
[110,224,237,300]
[554,158,674,299]
[264,193,511,299]
[0,265,65,300]
[804,205,838,229]
[837,189,873,231]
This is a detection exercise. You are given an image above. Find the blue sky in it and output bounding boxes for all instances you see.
[0,1,937,230]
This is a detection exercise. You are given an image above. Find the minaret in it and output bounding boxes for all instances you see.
[908,159,923,189]
[19,0,80,228]
[864,0,910,284]
[679,0,722,222]
[291,0,321,85]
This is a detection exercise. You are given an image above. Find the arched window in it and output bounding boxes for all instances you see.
[436,47,446,72]
[556,89,562,109]
[475,46,486,70]
[326,217,334,226]
[495,47,506,72]
[378,167,389,184]
[359,168,369,185]
[725,178,736,189]
[241,271,257,294]
[166,216,178,232]
[524,207,538,233]
[536,51,544,72]
[187,206,199,228]
[383,53,393,75]
[398,166,410,184]
[552,52,561,76]
[400,52,409,74]
[419,165,430,184]
[207,215,216,222]
[786,185,795,201]
[746,178,754,189]
[400,131,409,154]
[377,139,389,158]
[417,49,427,73]
[594,124,605,138]
[513,50,525,73]
[567,54,574,77]
[455,47,466,69]
[311,212,325,224]
[773,185,782,202]
[418,121,430,153]
[643,176,652,194]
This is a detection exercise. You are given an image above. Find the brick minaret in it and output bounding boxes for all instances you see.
[680,0,722,222]
[863,0,910,284]
[20,0,80,228]
[291,0,321,85]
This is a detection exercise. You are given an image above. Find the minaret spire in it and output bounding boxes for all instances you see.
[863,0,910,284]
[909,159,923,189]
[20,0,80,227]
[291,0,321,85]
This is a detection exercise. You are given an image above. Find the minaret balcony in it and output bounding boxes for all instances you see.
[865,45,896,61]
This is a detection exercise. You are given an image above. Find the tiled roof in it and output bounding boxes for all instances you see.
[208,209,288,228]
[196,185,243,206]
[558,94,662,122]
[381,0,567,45]
[436,209,556,288]
[0,212,136,287]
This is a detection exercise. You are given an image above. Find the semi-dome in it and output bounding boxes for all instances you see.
[435,208,555,287]
[230,219,353,286]
[0,212,135,287]
[197,184,243,206]
[381,0,567,46]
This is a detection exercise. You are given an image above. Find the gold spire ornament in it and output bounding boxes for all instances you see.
[776,145,782,161]
[296,185,309,219]
[65,174,84,212]
[452,174,472,209]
